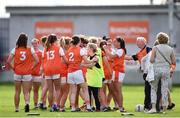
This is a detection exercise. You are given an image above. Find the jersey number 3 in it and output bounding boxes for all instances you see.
[20,51,26,61]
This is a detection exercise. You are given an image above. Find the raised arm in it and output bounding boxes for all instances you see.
[103,45,117,58]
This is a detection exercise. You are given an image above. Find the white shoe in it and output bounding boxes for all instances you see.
[146,109,157,114]
[144,108,149,113]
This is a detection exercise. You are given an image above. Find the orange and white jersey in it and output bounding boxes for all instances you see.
[67,46,86,73]
[31,49,42,76]
[112,48,125,73]
[104,47,113,78]
[60,50,68,77]
[11,47,35,75]
[43,44,65,76]
[106,47,113,67]
[102,51,111,80]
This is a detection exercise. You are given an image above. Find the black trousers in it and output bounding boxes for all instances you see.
[143,73,161,111]
[88,86,101,110]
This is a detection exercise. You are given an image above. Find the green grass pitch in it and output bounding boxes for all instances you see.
[0,83,180,117]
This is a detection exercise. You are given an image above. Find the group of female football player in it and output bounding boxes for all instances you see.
[7,33,128,113]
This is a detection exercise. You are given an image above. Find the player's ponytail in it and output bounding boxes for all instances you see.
[45,37,51,50]
[99,40,107,51]
[116,37,127,54]
[16,33,28,48]
[60,37,66,49]
[46,34,57,50]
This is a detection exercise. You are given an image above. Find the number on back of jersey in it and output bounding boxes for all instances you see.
[20,51,26,61]
[69,52,74,61]
[47,51,55,60]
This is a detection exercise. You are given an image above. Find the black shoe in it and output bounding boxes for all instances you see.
[113,107,119,111]
[39,103,43,109]
[86,108,93,112]
[50,104,59,112]
[120,107,126,112]
[15,109,19,112]
[60,109,66,112]
[102,107,109,112]
[91,106,96,111]
[25,104,30,112]
[75,108,81,112]
[33,106,38,110]
[42,106,47,110]
[39,103,47,110]
[167,103,175,110]
[107,106,111,111]
[71,109,77,112]
[50,108,55,112]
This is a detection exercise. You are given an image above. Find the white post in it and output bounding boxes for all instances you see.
[168,0,174,46]
[150,0,153,5]
[168,0,174,90]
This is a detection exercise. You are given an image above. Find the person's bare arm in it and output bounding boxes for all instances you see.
[102,56,112,74]
[171,50,176,67]
[62,55,69,65]
[150,47,156,63]
[103,45,117,58]
[39,57,44,74]
[82,55,97,64]
[170,50,176,75]
[125,55,133,60]
[81,62,96,69]
[7,54,14,70]
[32,53,39,69]
[81,56,98,69]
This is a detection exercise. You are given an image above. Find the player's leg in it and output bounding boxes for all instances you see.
[99,85,108,111]
[53,76,61,111]
[14,80,22,112]
[39,78,48,109]
[69,84,77,111]
[22,80,31,112]
[58,78,63,109]
[92,87,101,111]
[113,82,125,111]
[33,81,41,108]
[46,79,53,108]
[76,70,91,111]
[111,71,126,112]
[60,78,69,111]
[75,85,80,110]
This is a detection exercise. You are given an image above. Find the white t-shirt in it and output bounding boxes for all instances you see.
[80,48,86,56]
[59,47,65,56]
[141,51,152,74]
[111,48,123,57]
